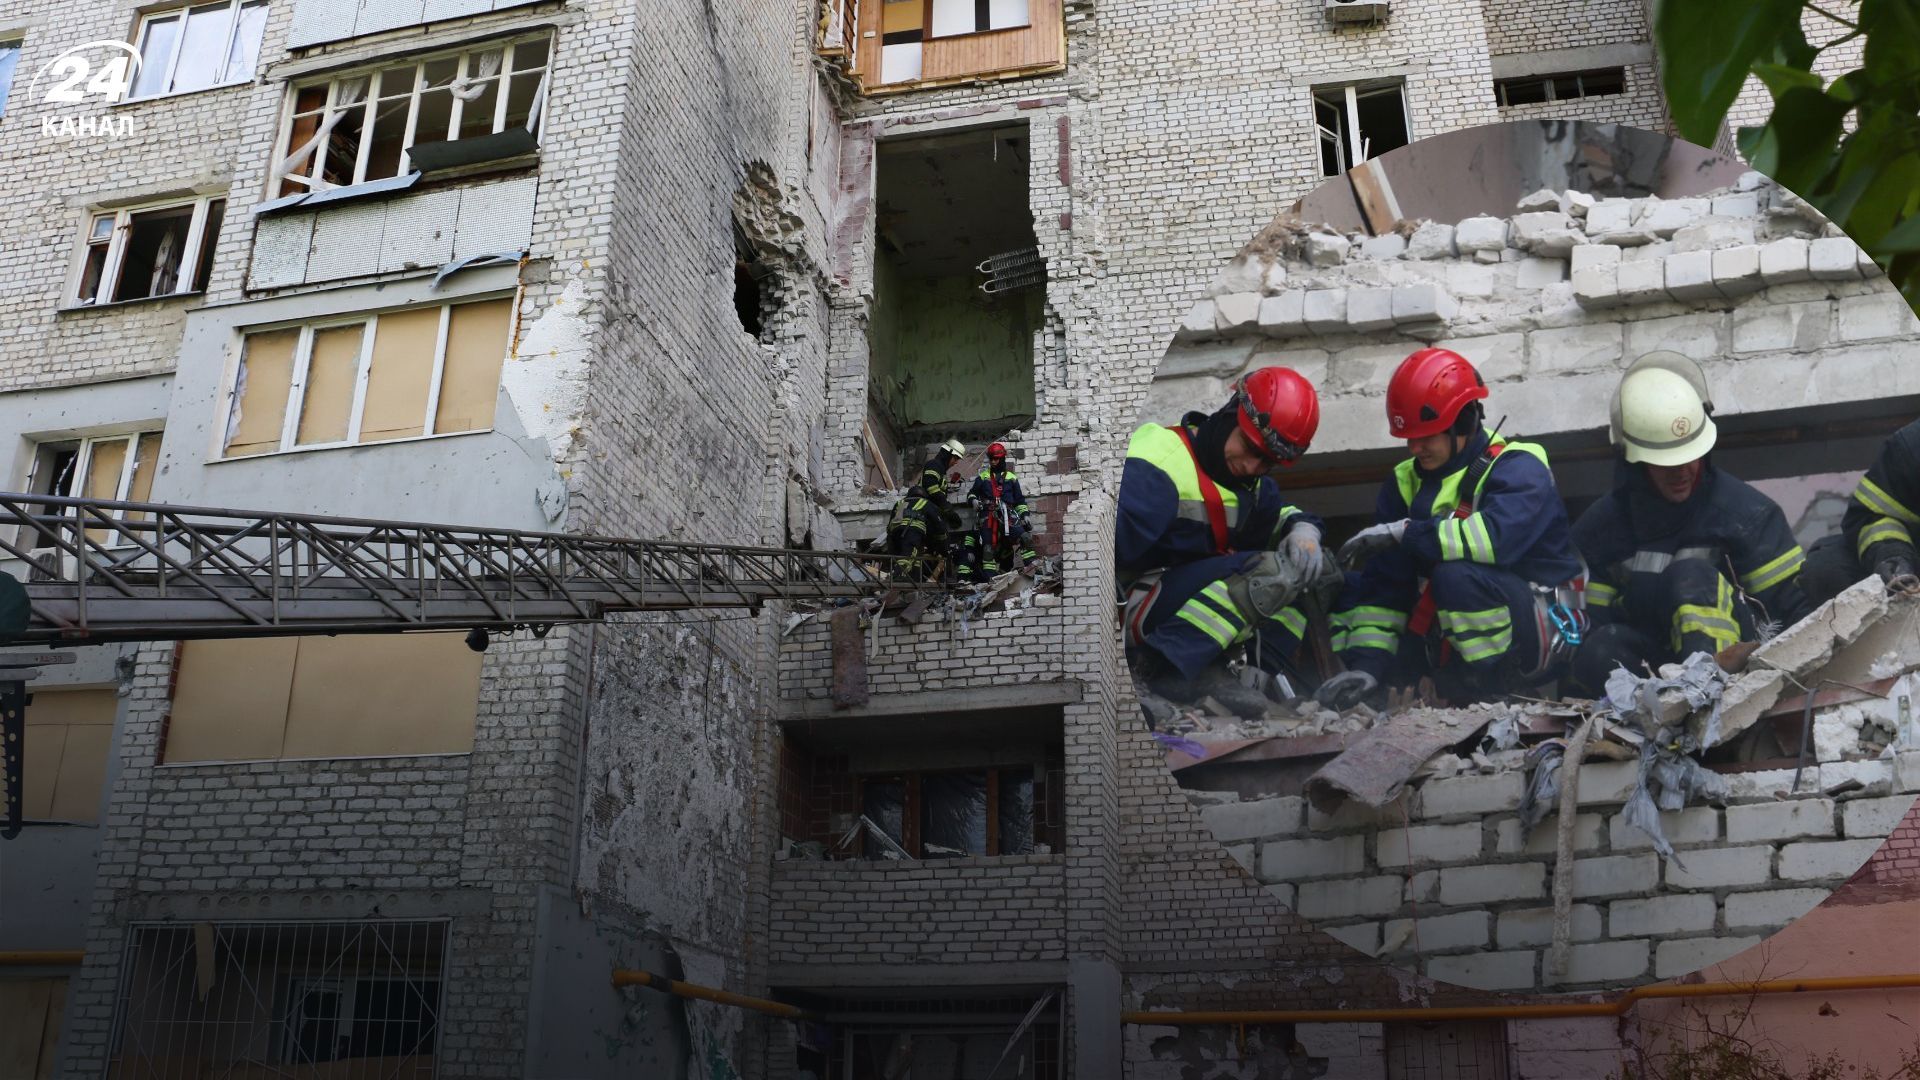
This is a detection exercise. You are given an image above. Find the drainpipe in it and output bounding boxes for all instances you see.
[611,968,822,1021]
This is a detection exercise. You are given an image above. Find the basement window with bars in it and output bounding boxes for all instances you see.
[1314,79,1409,177]
[109,921,448,1080]
[221,295,513,458]
[70,197,226,306]
[1494,67,1627,106]
[127,0,269,100]
[272,34,551,199]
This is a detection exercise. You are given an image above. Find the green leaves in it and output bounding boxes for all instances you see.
[1656,0,1920,307]
[1654,0,1807,145]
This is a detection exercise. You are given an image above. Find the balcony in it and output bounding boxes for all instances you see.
[818,0,1066,94]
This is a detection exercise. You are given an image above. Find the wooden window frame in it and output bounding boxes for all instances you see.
[126,0,268,101]
[1494,67,1628,107]
[853,765,1036,858]
[925,0,1032,40]
[222,295,513,460]
[68,196,225,307]
[272,33,553,198]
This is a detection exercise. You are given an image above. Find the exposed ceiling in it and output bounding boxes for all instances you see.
[876,125,1035,278]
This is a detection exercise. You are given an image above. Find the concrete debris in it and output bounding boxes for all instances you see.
[1749,576,1889,679]
[1303,705,1516,813]
[1516,188,1562,213]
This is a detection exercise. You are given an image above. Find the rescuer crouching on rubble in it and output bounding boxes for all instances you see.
[1568,353,1814,692]
[1800,416,1920,605]
[960,442,1038,579]
[883,439,968,581]
[1117,367,1340,719]
[1317,348,1589,711]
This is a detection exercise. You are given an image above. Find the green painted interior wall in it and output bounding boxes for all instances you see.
[869,247,1039,440]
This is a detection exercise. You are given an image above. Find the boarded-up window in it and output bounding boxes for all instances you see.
[22,689,116,823]
[223,297,511,458]
[28,431,166,544]
[165,634,481,763]
[0,978,67,1079]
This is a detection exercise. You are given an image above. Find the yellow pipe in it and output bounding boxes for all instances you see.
[611,969,820,1021]
[0,951,84,966]
[1121,974,1920,1026]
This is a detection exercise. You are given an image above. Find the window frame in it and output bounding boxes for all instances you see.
[0,36,23,119]
[125,0,268,101]
[1494,67,1628,107]
[1313,78,1410,177]
[221,294,514,460]
[270,31,553,199]
[28,430,163,503]
[67,196,225,307]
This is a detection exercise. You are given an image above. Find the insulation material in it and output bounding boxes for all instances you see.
[500,268,591,465]
[422,0,495,22]
[375,188,459,274]
[1304,707,1503,811]
[281,634,480,758]
[829,606,869,707]
[165,638,299,762]
[247,213,314,289]
[451,176,538,260]
[433,297,512,434]
[304,199,388,284]
[285,0,358,49]
[294,323,366,445]
[921,771,989,855]
[224,329,298,457]
[352,0,430,38]
[21,688,115,822]
[360,307,441,442]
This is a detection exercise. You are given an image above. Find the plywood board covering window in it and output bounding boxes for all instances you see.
[223,296,512,458]
[22,688,117,823]
[165,634,480,763]
[0,978,67,1079]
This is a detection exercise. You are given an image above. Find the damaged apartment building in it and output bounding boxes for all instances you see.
[1,3,1915,1080]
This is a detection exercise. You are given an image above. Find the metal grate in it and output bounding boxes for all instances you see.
[1384,1019,1511,1079]
[107,920,449,1080]
[0,492,923,645]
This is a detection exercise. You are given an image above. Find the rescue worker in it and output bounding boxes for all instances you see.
[915,438,968,563]
[1568,352,1814,692]
[1318,348,1587,710]
[1117,367,1335,718]
[961,442,1038,579]
[883,485,936,580]
[1801,417,1920,604]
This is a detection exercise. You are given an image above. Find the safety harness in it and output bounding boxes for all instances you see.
[1407,442,1506,642]
[1173,425,1234,555]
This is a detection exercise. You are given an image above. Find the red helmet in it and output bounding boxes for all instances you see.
[1386,348,1487,439]
[986,442,1008,462]
[1234,367,1319,465]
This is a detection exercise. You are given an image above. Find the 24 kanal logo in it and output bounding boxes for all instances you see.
[25,41,145,139]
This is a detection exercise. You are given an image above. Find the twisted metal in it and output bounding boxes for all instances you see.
[0,492,917,645]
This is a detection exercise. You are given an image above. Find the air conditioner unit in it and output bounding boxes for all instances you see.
[1325,0,1389,26]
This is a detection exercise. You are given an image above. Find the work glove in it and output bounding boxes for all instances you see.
[1875,553,1919,595]
[1338,519,1408,569]
[1314,669,1378,711]
[1282,523,1324,576]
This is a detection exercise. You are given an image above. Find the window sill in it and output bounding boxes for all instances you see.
[114,78,256,107]
[211,426,492,465]
[57,290,205,314]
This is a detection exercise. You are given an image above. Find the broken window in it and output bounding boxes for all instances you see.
[26,430,163,548]
[164,633,482,763]
[734,227,767,337]
[222,296,513,458]
[128,0,268,99]
[0,37,21,118]
[880,0,926,83]
[1314,80,1409,177]
[274,35,551,198]
[1495,67,1628,107]
[849,765,1049,859]
[20,688,116,824]
[868,125,1039,476]
[856,0,1061,89]
[71,197,225,305]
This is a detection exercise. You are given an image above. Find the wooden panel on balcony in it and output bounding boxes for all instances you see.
[922,0,1063,82]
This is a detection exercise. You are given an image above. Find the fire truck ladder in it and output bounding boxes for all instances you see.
[0,492,921,836]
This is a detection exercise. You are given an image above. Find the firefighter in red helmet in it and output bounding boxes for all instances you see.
[1116,366,1341,718]
[960,441,1038,579]
[1318,348,1588,709]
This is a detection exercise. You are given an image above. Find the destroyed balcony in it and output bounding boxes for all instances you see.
[817,0,1066,94]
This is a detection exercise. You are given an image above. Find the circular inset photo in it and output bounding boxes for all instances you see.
[1121,121,1920,993]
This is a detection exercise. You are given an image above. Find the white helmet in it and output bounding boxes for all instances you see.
[1611,351,1716,466]
[939,439,965,457]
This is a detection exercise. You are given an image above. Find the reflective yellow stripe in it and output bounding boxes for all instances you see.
[1439,605,1511,632]
[1856,477,1918,524]
[1742,545,1803,593]
[1177,601,1238,647]
[1588,582,1619,608]
[1344,605,1410,630]
[1464,513,1495,564]
[1275,606,1307,638]
[1672,575,1739,651]
[1437,517,1466,561]
[1340,629,1399,653]
[1859,518,1913,558]
[1393,434,1551,516]
[1201,581,1238,611]
[1452,626,1514,662]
